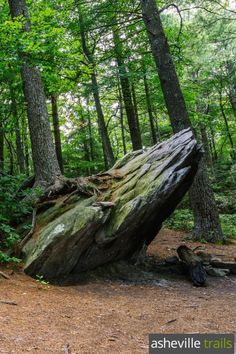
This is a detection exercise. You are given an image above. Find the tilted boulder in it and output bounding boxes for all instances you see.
[23,128,202,281]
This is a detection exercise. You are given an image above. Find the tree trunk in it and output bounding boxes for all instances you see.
[112,26,142,151]
[9,83,26,174]
[200,125,216,181]
[4,134,14,175]
[51,94,64,173]
[177,245,206,286]
[197,103,214,173]
[153,109,161,141]
[144,73,157,144]
[200,125,213,169]
[0,119,4,173]
[79,102,92,175]
[87,102,94,164]
[226,60,236,121]
[91,73,115,169]
[141,0,224,242]
[229,92,236,120]
[131,83,141,136]
[8,0,61,187]
[118,79,127,155]
[219,91,236,160]
[78,6,114,169]
[209,125,218,161]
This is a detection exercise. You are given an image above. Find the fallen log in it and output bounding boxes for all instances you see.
[177,245,207,286]
[22,128,202,282]
[209,261,236,275]
[196,251,236,275]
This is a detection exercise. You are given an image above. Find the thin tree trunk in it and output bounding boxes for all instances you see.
[22,114,30,176]
[51,94,63,173]
[209,125,218,161]
[4,134,14,175]
[91,73,115,169]
[118,79,127,155]
[143,73,157,144]
[112,25,142,151]
[141,0,224,242]
[228,91,236,120]
[197,103,214,171]
[78,6,114,169]
[153,109,161,141]
[86,99,94,166]
[79,101,91,175]
[0,119,4,173]
[9,83,26,174]
[131,83,141,137]
[87,106,94,164]
[200,124,214,171]
[226,60,236,121]
[8,0,61,187]
[219,91,236,159]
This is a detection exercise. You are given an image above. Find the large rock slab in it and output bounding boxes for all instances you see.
[24,128,202,281]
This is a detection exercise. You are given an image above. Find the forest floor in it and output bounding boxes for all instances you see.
[0,229,236,354]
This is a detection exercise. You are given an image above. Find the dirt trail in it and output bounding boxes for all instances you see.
[0,229,236,354]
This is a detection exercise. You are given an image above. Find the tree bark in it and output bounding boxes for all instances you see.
[200,125,213,169]
[0,119,4,173]
[131,83,141,137]
[144,73,157,144]
[226,60,236,121]
[112,25,142,151]
[141,0,224,242]
[86,100,94,165]
[91,73,115,169]
[78,5,114,169]
[51,94,64,173]
[209,125,218,161]
[8,0,61,187]
[118,79,127,155]
[219,91,236,160]
[153,109,161,141]
[9,83,26,174]
[4,134,14,175]
[177,245,206,286]
[229,91,236,120]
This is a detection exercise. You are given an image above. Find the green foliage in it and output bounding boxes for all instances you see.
[0,174,32,253]
[35,274,50,286]
[0,251,21,264]
[165,208,236,240]
[220,214,236,239]
[164,209,194,232]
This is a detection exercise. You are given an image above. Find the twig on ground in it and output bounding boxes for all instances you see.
[166,319,177,324]
[0,300,17,306]
[0,271,10,280]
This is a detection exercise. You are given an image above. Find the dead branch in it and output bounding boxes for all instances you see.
[0,271,10,280]
[0,300,17,306]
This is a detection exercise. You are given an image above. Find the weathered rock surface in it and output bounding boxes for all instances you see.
[24,128,202,281]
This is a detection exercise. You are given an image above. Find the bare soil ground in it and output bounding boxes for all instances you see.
[0,229,236,354]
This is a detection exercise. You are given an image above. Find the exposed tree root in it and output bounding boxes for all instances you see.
[43,175,102,200]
